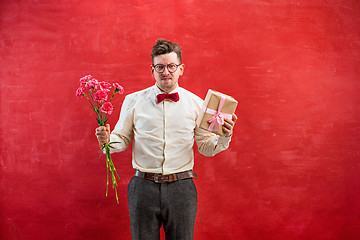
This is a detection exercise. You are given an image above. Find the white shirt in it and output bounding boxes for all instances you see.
[109,84,231,175]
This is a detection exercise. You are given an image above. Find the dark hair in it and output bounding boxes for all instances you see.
[151,39,182,64]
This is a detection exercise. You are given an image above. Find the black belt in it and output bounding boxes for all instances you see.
[134,170,197,183]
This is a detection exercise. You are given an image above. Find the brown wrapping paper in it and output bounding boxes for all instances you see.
[197,89,238,136]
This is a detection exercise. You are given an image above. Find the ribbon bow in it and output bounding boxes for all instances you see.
[203,95,232,132]
[157,92,179,103]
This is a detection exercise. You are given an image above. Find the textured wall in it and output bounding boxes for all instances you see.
[1,0,360,239]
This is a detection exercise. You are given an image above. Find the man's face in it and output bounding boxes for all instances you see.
[151,52,184,93]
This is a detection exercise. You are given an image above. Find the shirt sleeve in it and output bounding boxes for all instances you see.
[194,126,231,157]
[108,95,134,154]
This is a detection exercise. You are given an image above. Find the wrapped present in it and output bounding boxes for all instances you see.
[197,89,238,136]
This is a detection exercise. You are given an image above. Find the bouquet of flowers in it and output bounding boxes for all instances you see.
[76,74,124,204]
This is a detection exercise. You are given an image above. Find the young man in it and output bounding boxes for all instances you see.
[95,39,237,240]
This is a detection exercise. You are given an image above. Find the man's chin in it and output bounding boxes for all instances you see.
[158,82,177,92]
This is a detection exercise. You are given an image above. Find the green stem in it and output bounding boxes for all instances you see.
[110,92,115,102]
[89,89,97,109]
[84,94,95,110]
[103,143,120,204]
[88,90,103,125]
[106,158,109,197]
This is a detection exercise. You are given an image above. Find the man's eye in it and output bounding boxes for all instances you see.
[156,65,165,70]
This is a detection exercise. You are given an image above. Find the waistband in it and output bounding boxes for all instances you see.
[134,169,197,183]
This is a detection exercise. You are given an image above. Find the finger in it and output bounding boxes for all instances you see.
[224,118,234,127]
[223,121,232,130]
[97,134,109,142]
[95,130,108,137]
[222,125,232,137]
[232,113,238,122]
[96,126,107,132]
[95,131,106,136]
[105,124,110,132]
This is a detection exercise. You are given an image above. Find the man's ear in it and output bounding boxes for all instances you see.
[179,64,185,76]
[150,65,155,76]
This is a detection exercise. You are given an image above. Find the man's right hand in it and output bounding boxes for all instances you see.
[95,124,110,147]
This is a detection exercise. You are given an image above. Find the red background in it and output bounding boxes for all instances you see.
[1,0,360,239]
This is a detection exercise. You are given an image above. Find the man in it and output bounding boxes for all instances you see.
[95,39,237,240]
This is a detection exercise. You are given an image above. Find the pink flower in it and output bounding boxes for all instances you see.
[99,81,112,92]
[94,90,108,102]
[84,78,99,90]
[75,87,85,98]
[113,83,124,94]
[100,102,113,115]
[79,74,93,84]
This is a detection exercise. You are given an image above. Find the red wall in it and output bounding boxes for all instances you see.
[1,0,360,239]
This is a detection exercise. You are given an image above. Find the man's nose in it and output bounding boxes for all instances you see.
[162,66,170,75]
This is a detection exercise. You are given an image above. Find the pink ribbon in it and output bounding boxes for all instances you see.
[203,95,232,132]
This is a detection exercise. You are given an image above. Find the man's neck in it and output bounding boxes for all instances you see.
[156,83,179,93]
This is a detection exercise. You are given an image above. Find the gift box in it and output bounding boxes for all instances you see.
[197,89,238,136]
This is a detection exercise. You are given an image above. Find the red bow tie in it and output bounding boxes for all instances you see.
[157,92,180,103]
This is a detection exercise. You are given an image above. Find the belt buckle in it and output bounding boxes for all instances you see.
[154,174,159,183]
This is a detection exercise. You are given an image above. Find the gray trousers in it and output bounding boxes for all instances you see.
[127,176,197,240]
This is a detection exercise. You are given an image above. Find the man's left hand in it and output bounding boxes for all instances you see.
[223,113,237,137]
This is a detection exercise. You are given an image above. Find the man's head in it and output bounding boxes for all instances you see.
[151,39,184,93]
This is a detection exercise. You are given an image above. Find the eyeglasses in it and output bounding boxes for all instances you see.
[153,63,181,73]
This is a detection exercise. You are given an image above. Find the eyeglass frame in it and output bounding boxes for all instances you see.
[152,63,182,73]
